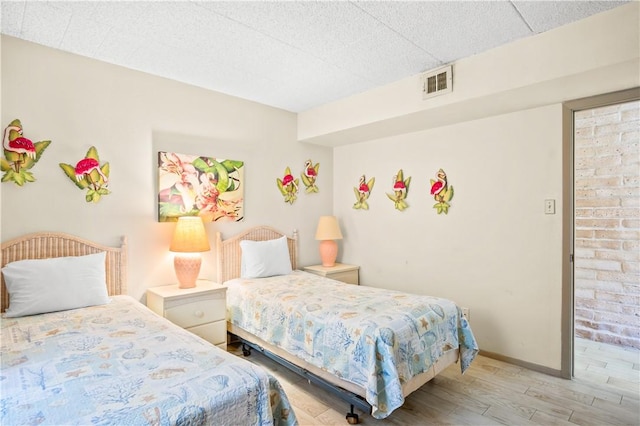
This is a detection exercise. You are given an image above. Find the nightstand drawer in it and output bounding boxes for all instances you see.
[329,270,358,285]
[187,320,227,348]
[146,281,228,351]
[165,298,225,328]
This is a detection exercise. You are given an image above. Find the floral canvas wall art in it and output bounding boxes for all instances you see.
[158,151,244,222]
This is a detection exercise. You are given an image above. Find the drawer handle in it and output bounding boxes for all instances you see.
[194,310,204,318]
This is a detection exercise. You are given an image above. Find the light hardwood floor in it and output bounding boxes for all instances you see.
[230,339,639,425]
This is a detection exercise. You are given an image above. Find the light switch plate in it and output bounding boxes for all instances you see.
[545,199,556,214]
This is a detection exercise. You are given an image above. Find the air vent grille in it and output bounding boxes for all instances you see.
[421,65,452,100]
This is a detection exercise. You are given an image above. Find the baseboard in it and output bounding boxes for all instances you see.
[479,350,563,378]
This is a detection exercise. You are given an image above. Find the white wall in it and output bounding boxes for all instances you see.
[0,36,332,302]
[309,2,639,371]
[334,104,564,369]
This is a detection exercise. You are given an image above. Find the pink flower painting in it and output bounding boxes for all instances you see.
[158,151,244,222]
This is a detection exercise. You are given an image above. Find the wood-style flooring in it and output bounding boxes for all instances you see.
[229,338,639,425]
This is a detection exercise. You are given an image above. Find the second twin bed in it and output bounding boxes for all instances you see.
[218,226,479,420]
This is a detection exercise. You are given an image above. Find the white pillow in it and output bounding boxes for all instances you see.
[2,252,110,317]
[240,236,292,278]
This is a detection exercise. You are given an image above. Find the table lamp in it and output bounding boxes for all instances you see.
[315,216,343,267]
[170,216,210,288]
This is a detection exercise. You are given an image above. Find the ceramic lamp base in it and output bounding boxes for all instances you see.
[174,253,201,289]
[319,239,338,267]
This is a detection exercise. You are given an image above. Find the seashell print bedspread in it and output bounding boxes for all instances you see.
[226,271,479,419]
[1,295,296,426]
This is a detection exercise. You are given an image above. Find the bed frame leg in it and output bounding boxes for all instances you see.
[242,343,252,357]
[346,404,359,424]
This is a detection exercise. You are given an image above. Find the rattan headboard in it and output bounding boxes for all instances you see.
[1,232,128,312]
[216,226,298,283]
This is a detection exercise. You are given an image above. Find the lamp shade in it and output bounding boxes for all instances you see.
[170,217,210,253]
[315,216,343,240]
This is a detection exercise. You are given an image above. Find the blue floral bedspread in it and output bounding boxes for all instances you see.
[1,295,296,426]
[226,271,478,419]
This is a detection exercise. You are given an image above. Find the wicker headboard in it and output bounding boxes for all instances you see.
[1,232,128,312]
[216,226,298,283]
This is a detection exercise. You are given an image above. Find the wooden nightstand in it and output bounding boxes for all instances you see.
[146,280,227,350]
[303,263,360,285]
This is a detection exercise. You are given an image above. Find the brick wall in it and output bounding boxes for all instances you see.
[574,99,640,349]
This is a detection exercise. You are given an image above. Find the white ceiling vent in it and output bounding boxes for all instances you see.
[421,65,453,100]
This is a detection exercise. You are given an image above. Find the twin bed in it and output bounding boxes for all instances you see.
[217,226,478,421]
[1,227,478,425]
[0,232,295,426]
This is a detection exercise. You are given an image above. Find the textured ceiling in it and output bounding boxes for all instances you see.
[0,1,630,112]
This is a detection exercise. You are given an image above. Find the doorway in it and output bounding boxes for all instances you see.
[563,88,640,383]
